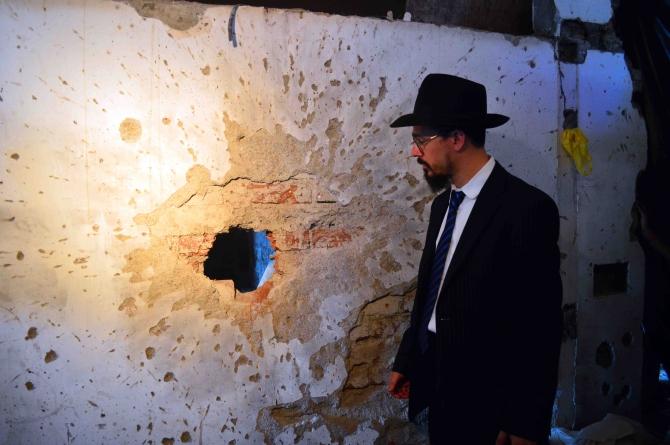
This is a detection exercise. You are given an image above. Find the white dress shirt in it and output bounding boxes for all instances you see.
[428,156,496,333]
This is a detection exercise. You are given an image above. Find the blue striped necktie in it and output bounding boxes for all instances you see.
[418,190,466,353]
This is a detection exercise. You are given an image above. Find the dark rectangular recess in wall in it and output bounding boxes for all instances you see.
[191,0,406,19]
[406,0,533,35]
[593,262,628,297]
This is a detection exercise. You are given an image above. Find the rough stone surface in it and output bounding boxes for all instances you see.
[558,19,623,64]
[532,0,560,37]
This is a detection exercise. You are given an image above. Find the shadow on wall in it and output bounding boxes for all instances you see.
[203,227,275,292]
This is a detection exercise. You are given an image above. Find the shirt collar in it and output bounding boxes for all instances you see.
[452,156,495,199]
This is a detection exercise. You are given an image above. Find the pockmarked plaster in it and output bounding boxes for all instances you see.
[571,51,646,427]
[0,0,645,442]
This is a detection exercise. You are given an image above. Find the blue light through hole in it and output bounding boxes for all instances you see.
[253,231,274,289]
[203,227,275,292]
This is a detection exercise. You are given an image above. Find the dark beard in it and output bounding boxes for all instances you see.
[424,171,449,192]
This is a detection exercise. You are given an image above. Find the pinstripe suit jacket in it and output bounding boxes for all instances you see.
[393,161,563,442]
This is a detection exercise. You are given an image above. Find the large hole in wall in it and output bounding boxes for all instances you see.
[613,384,631,406]
[593,262,628,297]
[595,341,614,369]
[203,227,275,292]
[601,381,611,396]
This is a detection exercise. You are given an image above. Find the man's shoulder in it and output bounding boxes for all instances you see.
[502,168,557,211]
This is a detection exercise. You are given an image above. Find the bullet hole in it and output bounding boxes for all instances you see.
[25,381,34,390]
[162,438,175,445]
[180,431,192,442]
[25,327,37,340]
[44,350,58,363]
[145,347,155,360]
[593,262,628,297]
[163,372,175,382]
[601,381,610,396]
[595,342,614,369]
[16,251,24,260]
[312,364,324,380]
[119,118,142,143]
[621,332,633,347]
[613,384,631,405]
[234,355,250,373]
[203,227,275,293]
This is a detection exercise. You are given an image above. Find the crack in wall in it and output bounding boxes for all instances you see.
[255,290,423,443]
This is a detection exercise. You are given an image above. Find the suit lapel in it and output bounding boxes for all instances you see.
[425,187,451,258]
[416,188,451,301]
[443,162,508,288]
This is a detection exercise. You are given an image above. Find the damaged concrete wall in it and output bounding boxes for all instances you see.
[0,0,645,443]
[563,52,646,427]
[551,0,647,428]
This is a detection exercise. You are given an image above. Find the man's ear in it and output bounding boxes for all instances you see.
[452,130,467,152]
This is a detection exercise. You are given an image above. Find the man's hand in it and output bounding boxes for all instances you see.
[495,431,537,445]
[387,371,410,399]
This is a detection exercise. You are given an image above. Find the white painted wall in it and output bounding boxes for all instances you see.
[572,51,646,425]
[0,0,646,442]
[554,0,613,24]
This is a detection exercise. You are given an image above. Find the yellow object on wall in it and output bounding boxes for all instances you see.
[560,128,592,176]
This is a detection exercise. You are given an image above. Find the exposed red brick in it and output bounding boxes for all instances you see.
[311,228,353,248]
[169,234,216,272]
[176,233,215,252]
[253,280,273,304]
[246,181,311,204]
[236,280,274,306]
[268,230,310,251]
[284,230,311,250]
[269,227,360,251]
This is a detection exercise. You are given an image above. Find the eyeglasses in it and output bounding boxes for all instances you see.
[411,134,439,155]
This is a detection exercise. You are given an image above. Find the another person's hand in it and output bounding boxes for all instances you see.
[387,371,410,399]
[495,430,536,445]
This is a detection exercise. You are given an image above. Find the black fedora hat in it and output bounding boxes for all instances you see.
[390,73,509,129]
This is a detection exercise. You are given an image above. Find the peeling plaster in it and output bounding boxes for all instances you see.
[120,0,208,31]
[0,0,646,442]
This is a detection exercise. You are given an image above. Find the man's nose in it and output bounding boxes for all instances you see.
[410,144,422,157]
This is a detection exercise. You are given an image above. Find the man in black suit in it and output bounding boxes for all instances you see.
[386,74,563,445]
